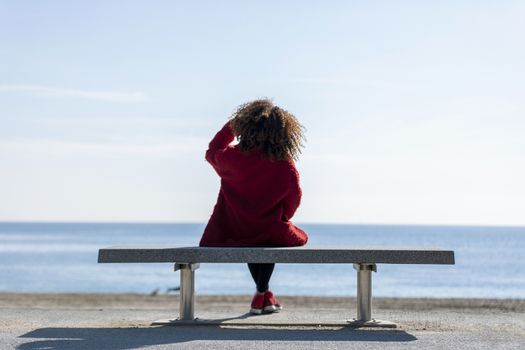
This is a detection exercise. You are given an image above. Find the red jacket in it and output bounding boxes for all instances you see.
[199,123,308,247]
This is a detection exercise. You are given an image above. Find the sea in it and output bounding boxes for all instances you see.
[1,223,524,299]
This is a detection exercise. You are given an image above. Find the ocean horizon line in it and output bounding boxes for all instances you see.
[1,221,525,229]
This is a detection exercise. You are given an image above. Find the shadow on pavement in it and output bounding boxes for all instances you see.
[18,326,416,349]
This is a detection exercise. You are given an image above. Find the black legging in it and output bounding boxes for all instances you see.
[247,263,275,293]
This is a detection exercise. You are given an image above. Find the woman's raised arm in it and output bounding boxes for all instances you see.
[205,122,235,173]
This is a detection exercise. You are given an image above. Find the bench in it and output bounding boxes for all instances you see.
[98,246,455,327]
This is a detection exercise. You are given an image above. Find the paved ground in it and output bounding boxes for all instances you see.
[1,293,524,349]
[4,327,525,350]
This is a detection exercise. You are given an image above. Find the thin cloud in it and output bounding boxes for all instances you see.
[0,137,206,158]
[284,77,407,90]
[0,84,149,102]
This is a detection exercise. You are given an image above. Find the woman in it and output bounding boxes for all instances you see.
[199,98,308,314]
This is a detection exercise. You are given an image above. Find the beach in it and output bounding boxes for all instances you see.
[1,292,524,349]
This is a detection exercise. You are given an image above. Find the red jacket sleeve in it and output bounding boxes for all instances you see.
[282,164,302,221]
[205,122,235,174]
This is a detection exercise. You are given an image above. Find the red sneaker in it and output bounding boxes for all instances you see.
[250,293,265,314]
[263,290,283,313]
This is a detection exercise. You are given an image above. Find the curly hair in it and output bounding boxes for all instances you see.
[229,99,305,161]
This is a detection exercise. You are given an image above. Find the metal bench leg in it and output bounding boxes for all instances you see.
[175,262,200,321]
[151,262,200,325]
[347,263,397,328]
[356,263,374,321]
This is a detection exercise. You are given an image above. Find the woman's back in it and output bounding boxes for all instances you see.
[199,124,307,247]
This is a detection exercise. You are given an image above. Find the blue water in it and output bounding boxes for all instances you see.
[0,223,524,298]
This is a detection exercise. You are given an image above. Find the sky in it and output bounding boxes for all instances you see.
[1,1,524,225]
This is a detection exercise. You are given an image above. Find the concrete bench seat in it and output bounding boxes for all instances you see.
[98,245,455,327]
